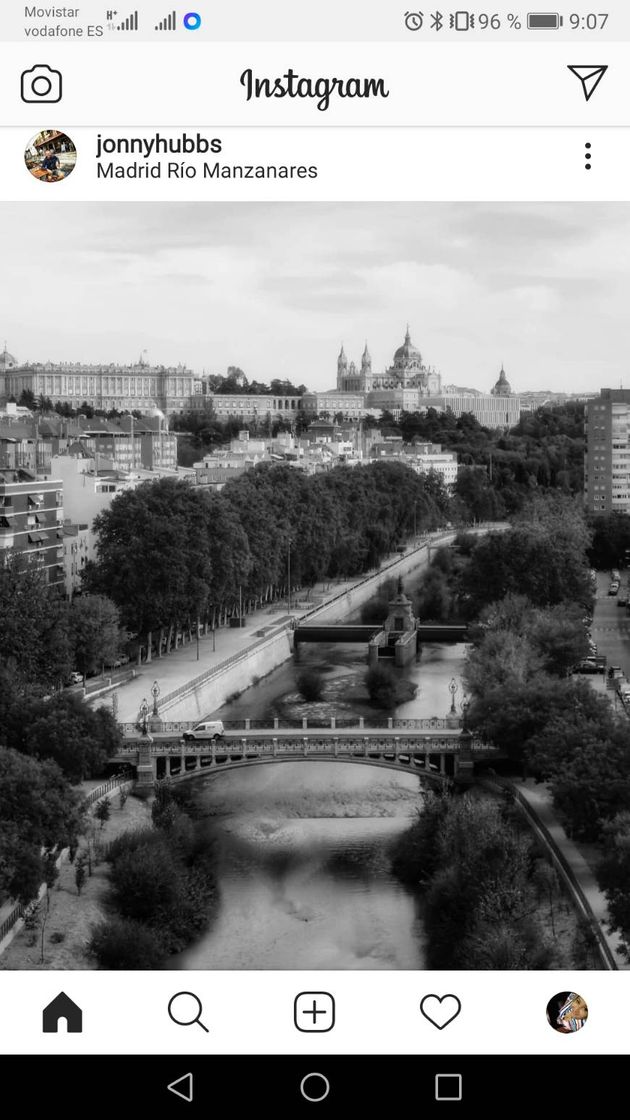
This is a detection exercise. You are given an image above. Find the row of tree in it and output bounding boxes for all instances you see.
[83,462,451,660]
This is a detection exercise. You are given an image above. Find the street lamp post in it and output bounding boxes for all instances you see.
[287,538,292,614]
[139,697,149,735]
[449,677,458,714]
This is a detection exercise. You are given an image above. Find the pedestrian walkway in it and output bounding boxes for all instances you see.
[515,779,628,969]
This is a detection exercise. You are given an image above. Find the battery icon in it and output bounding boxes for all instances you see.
[527,13,563,28]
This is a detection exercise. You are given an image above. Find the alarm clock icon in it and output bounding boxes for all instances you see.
[404,11,424,31]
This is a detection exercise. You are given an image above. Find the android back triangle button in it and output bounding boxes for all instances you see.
[567,65,609,102]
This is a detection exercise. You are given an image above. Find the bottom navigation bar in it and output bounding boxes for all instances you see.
[1,1055,624,1107]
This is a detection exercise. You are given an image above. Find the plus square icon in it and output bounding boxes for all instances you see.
[294,992,335,1033]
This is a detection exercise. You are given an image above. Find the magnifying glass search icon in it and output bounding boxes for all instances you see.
[168,991,209,1032]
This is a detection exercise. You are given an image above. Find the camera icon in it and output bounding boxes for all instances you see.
[21,65,63,104]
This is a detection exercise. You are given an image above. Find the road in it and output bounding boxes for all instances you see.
[591,570,630,679]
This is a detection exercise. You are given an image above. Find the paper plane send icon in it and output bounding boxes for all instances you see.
[167,1073,193,1103]
[568,65,608,102]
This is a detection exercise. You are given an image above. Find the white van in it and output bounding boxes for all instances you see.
[182,721,225,741]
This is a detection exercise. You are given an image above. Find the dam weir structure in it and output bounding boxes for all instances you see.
[294,576,466,666]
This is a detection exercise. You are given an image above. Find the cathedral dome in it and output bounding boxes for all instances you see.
[491,365,512,397]
[393,327,422,365]
[0,346,18,369]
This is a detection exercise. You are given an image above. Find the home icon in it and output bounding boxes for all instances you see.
[42,992,83,1033]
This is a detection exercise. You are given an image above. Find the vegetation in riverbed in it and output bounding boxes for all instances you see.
[390,791,598,969]
[297,668,325,702]
[365,664,416,709]
[88,783,218,968]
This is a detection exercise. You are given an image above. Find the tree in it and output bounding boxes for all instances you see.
[469,595,588,679]
[405,796,541,968]
[74,853,88,896]
[297,669,324,702]
[0,554,73,687]
[0,750,84,902]
[465,674,577,766]
[461,518,592,616]
[69,594,123,679]
[588,512,630,570]
[18,388,36,409]
[94,799,111,830]
[365,664,399,708]
[22,693,122,782]
[109,836,184,924]
[598,814,630,957]
[88,916,166,969]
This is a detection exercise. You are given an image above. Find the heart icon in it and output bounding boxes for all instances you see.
[420,993,462,1030]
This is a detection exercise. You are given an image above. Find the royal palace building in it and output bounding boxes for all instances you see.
[1,348,195,416]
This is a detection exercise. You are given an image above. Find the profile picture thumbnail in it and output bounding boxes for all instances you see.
[546,991,588,1034]
[25,130,77,183]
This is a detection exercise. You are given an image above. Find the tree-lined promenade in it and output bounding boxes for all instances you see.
[83,460,451,662]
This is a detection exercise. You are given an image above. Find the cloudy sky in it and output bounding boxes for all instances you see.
[1,202,629,393]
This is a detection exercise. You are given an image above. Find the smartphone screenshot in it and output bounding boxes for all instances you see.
[1,0,629,1104]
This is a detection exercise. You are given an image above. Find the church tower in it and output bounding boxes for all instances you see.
[361,342,372,390]
[337,344,348,389]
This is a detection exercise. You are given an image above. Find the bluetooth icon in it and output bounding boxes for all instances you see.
[430,10,444,30]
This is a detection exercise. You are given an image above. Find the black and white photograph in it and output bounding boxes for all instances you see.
[1,201,630,972]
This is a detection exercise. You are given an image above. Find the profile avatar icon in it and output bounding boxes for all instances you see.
[25,130,77,183]
[546,991,588,1034]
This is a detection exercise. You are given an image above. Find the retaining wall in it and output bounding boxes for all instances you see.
[159,626,294,721]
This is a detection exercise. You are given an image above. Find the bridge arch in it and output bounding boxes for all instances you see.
[152,753,450,788]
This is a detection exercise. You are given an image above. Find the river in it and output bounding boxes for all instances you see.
[173,641,467,970]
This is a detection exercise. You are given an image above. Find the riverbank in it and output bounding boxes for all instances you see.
[390,786,600,969]
[0,793,151,970]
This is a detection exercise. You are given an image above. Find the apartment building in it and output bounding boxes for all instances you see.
[584,388,630,514]
[0,469,64,586]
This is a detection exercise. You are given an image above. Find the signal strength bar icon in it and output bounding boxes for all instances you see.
[115,9,138,30]
[155,10,176,31]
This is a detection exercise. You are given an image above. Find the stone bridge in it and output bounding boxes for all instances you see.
[115,718,499,789]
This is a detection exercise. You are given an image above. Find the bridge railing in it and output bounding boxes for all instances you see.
[123,715,464,738]
[116,735,493,756]
[84,776,135,806]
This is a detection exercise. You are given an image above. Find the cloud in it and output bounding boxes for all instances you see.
[1,202,630,392]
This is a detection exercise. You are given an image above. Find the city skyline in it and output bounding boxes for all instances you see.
[1,201,629,394]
